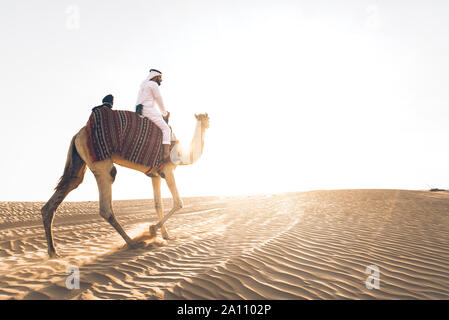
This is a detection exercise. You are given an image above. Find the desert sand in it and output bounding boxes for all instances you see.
[0,189,448,300]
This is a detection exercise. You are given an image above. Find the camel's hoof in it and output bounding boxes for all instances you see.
[149,225,157,239]
[127,240,145,249]
[48,250,60,259]
[126,241,137,249]
[161,231,174,240]
[136,241,147,248]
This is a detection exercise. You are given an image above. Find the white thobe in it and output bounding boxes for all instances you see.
[136,80,171,145]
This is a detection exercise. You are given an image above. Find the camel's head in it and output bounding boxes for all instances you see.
[195,113,210,129]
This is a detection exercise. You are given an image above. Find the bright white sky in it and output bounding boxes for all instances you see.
[1,0,449,201]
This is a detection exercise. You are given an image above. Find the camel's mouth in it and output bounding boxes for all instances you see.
[202,117,210,129]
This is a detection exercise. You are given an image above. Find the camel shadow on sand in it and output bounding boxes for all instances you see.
[22,231,178,300]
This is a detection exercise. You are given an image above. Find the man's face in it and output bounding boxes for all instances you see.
[153,75,162,85]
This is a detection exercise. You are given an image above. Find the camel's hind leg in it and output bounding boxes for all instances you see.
[91,160,137,247]
[42,134,86,258]
[42,177,84,258]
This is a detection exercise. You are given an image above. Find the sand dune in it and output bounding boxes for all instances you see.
[0,190,448,299]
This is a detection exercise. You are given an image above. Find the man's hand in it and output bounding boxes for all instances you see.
[163,111,170,121]
[136,104,143,115]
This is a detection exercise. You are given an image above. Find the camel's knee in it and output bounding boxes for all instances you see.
[174,200,183,210]
[41,206,49,218]
[99,208,112,220]
[41,205,50,219]
[41,208,52,228]
[41,200,59,227]
[154,200,163,209]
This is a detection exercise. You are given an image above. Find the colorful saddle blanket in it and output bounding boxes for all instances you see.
[86,106,164,172]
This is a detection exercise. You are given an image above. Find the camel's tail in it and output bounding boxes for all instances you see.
[54,134,87,193]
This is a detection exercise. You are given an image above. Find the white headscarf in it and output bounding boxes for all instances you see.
[145,69,162,82]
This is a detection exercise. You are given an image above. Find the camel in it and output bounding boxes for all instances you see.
[41,113,210,258]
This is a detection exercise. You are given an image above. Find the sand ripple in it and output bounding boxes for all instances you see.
[0,190,448,299]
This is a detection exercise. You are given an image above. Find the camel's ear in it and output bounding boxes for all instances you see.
[195,113,199,120]
[205,112,208,118]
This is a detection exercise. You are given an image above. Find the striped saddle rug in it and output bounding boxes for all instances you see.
[86,106,164,172]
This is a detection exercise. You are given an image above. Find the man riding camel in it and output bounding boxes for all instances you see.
[135,68,171,161]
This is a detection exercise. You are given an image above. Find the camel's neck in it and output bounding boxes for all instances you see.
[173,120,205,165]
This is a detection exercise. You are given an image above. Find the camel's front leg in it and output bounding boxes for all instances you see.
[149,168,183,238]
[92,162,137,248]
[151,176,170,239]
